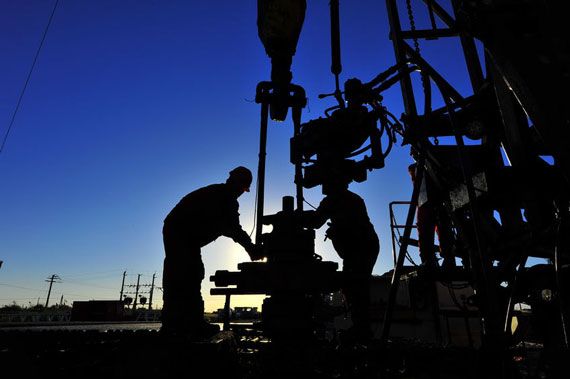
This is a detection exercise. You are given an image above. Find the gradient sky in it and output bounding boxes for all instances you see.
[0,1,477,311]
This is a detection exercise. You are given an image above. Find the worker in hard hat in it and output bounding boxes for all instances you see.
[161,166,262,339]
[408,161,456,272]
[304,179,379,342]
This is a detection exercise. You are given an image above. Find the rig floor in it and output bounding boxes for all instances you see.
[0,323,558,378]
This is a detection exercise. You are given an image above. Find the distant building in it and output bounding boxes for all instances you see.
[215,306,260,321]
[233,307,259,320]
[71,300,125,321]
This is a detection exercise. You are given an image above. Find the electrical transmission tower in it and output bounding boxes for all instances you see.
[120,272,157,310]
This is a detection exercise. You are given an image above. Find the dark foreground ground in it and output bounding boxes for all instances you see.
[0,322,561,379]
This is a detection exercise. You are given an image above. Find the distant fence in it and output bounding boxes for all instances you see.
[134,310,161,322]
[0,310,161,323]
[0,311,71,323]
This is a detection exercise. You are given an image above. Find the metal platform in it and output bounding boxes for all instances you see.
[0,326,237,378]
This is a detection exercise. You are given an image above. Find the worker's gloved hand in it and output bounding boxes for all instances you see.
[247,244,265,261]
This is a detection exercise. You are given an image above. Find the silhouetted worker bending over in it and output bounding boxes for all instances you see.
[161,166,261,338]
[305,181,379,342]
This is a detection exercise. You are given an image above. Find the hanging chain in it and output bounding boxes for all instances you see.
[405,0,422,57]
[405,0,432,118]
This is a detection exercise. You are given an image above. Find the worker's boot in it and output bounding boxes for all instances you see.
[196,320,221,338]
[185,300,220,340]
[198,299,220,338]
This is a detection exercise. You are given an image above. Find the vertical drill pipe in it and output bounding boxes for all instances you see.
[381,158,424,341]
[292,105,304,211]
[255,102,270,244]
[329,0,344,108]
[330,0,342,78]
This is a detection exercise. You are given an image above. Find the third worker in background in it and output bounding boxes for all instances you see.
[408,161,456,272]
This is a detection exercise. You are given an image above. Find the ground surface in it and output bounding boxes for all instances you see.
[0,322,559,378]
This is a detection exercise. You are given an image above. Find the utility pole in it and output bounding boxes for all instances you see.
[45,274,61,308]
[132,274,141,310]
[59,294,64,306]
[148,273,156,310]
[119,270,127,301]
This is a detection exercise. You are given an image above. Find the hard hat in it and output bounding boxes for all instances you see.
[229,166,253,192]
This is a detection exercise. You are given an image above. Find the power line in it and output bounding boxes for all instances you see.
[0,0,60,155]
[61,278,117,291]
[61,273,123,281]
[59,268,124,279]
[0,283,44,292]
[0,297,44,301]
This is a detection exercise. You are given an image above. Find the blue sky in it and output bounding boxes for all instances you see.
[0,1,477,311]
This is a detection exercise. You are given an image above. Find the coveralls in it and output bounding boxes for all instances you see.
[308,189,379,340]
[409,162,455,268]
[162,183,254,334]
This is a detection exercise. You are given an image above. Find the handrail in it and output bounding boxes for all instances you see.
[389,201,417,268]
